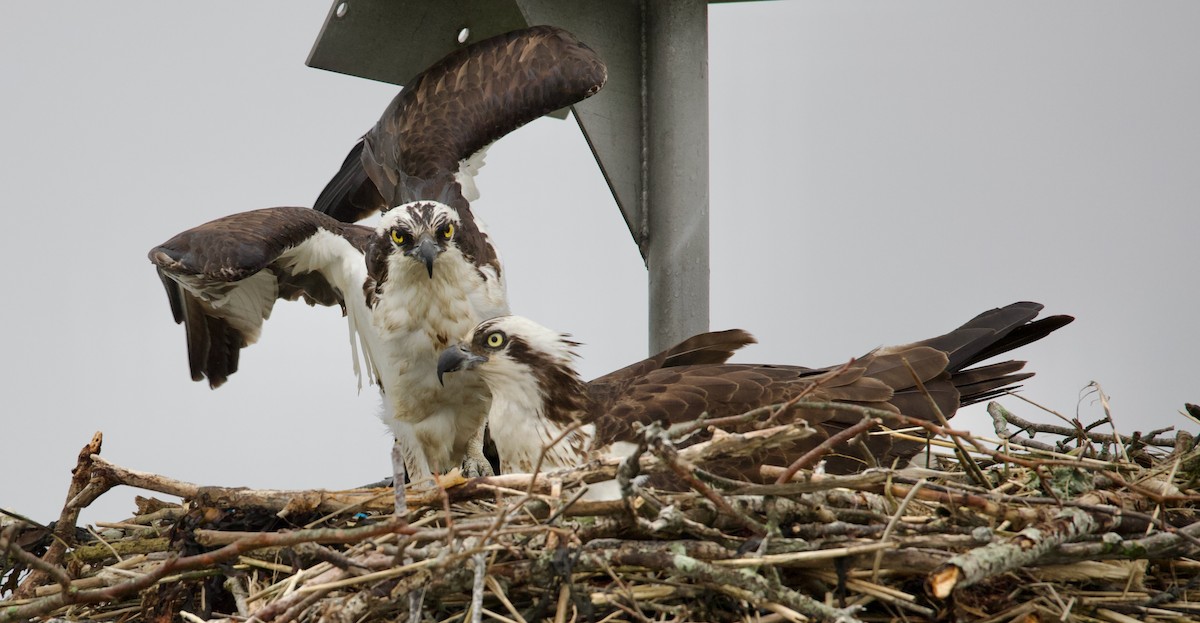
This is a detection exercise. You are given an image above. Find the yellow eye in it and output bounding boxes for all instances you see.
[442,224,455,240]
[485,332,505,348]
[390,230,405,245]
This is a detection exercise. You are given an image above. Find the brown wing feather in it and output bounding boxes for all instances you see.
[593,364,835,453]
[588,329,756,405]
[150,208,371,279]
[587,302,1074,480]
[314,25,607,223]
[860,347,950,390]
[149,207,373,387]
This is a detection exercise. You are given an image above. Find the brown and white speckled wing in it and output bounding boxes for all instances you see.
[314,25,608,223]
[149,207,375,388]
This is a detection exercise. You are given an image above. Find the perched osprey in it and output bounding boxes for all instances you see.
[436,303,1073,478]
[150,26,607,483]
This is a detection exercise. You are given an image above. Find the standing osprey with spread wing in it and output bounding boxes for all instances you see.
[150,26,607,483]
[436,303,1073,478]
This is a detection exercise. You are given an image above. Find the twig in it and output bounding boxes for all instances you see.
[871,478,925,582]
[526,420,588,497]
[470,551,487,623]
[903,358,988,488]
[650,435,767,536]
[997,401,1177,448]
[774,416,880,484]
[484,575,529,623]
[988,403,1059,452]
[14,432,104,598]
[712,542,894,567]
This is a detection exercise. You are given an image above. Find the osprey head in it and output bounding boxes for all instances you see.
[376,201,462,279]
[437,316,578,385]
[438,316,593,474]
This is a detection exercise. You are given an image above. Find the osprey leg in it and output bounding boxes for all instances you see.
[392,439,407,520]
[460,425,495,478]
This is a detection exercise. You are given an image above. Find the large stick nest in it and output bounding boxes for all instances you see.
[3,395,1200,622]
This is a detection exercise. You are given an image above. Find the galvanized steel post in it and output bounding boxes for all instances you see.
[645,0,710,352]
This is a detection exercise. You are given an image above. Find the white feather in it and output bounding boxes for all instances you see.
[469,317,591,473]
[208,271,276,342]
[580,476,648,502]
[280,229,380,390]
[455,144,491,203]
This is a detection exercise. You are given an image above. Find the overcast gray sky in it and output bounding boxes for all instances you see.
[3,2,1198,524]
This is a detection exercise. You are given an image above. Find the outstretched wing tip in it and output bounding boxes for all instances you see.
[148,247,177,269]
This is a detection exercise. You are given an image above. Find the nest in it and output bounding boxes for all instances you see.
[3,395,1200,623]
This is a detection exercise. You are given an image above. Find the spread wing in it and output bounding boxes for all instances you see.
[149,207,376,388]
[314,25,608,222]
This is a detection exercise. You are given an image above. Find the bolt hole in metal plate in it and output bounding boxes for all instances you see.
[308,1,531,89]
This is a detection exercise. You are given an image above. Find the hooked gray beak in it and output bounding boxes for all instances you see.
[437,344,488,386]
[407,235,440,278]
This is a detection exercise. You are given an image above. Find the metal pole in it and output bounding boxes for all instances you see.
[645,0,710,352]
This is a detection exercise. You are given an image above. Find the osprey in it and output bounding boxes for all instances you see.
[150,26,607,483]
[436,303,1073,478]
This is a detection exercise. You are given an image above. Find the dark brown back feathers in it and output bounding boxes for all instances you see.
[587,329,758,407]
[588,302,1073,478]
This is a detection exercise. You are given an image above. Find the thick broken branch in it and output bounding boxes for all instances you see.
[928,505,1135,598]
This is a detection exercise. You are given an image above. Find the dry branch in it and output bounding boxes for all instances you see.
[929,506,1121,597]
[12,432,103,599]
